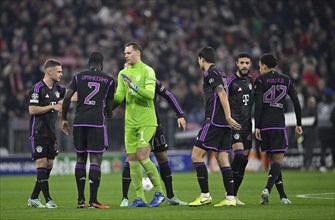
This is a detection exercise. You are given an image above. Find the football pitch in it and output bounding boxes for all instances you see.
[1,171,334,220]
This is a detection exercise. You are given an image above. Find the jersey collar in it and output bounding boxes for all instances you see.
[131,61,144,69]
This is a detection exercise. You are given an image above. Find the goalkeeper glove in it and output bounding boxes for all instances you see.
[121,74,139,92]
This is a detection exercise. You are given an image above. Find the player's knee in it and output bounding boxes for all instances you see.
[244,149,250,157]
[90,153,102,166]
[46,160,54,169]
[156,157,168,164]
[136,154,146,161]
[136,149,151,161]
[154,152,168,163]
[76,152,88,164]
[191,146,206,163]
[271,153,284,164]
[232,143,244,151]
[191,153,203,163]
[127,154,137,161]
[35,158,48,168]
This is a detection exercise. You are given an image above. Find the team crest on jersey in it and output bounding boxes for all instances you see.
[55,91,60,98]
[136,76,141,81]
[31,93,39,99]
[248,83,252,90]
[36,146,43,153]
[30,93,39,103]
[233,133,240,140]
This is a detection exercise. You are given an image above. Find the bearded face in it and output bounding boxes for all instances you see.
[236,57,251,77]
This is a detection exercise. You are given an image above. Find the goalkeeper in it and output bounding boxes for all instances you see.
[119,76,188,207]
[114,42,165,208]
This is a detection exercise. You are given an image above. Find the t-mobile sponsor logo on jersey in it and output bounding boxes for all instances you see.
[50,101,57,112]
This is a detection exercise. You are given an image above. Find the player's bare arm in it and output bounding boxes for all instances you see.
[156,80,186,131]
[105,96,114,118]
[177,117,187,131]
[61,88,76,135]
[121,73,156,100]
[255,128,262,140]
[215,85,241,131]
[29,104,61,115]
[295,126,303,136]
[70,92,78,102]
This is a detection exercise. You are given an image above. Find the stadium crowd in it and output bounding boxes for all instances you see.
[1,0,334,158]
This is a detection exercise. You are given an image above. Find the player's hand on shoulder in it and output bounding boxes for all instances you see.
[226,117,241,131]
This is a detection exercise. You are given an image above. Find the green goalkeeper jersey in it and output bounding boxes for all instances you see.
[114,61,157,128]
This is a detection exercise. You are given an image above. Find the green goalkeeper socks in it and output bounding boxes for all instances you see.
[129,161,145,201]
[140,158,164,194]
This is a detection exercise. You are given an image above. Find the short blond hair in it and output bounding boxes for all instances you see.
[44,59,61,70]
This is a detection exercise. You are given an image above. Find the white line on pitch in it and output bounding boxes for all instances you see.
[296,192,335,200]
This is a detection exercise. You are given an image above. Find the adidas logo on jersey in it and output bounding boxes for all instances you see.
[238,87,242,91]
[45,94,49,98]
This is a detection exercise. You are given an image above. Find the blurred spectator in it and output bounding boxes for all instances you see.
[301,96,317,170]
[4,91,28,119]
[0,80,7,148]
[302,58,319,89]
[316,88,335,173]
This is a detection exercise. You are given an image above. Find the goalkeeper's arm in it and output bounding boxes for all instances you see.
[121,74,155,100]
[136,84,155,100]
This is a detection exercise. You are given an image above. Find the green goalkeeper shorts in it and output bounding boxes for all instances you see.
[125,126,156,154]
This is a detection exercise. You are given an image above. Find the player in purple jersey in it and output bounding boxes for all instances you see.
[254,53,303,205]
[27,59,65,208]
[227,52,254,205]
[189,46,241,207]
[61,52,115,209]
[120,78,188,207]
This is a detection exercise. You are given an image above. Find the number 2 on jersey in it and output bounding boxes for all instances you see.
[263,85,287,108]
[84,82,100,105]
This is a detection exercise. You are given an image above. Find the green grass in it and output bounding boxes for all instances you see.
[1,171,334,220]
